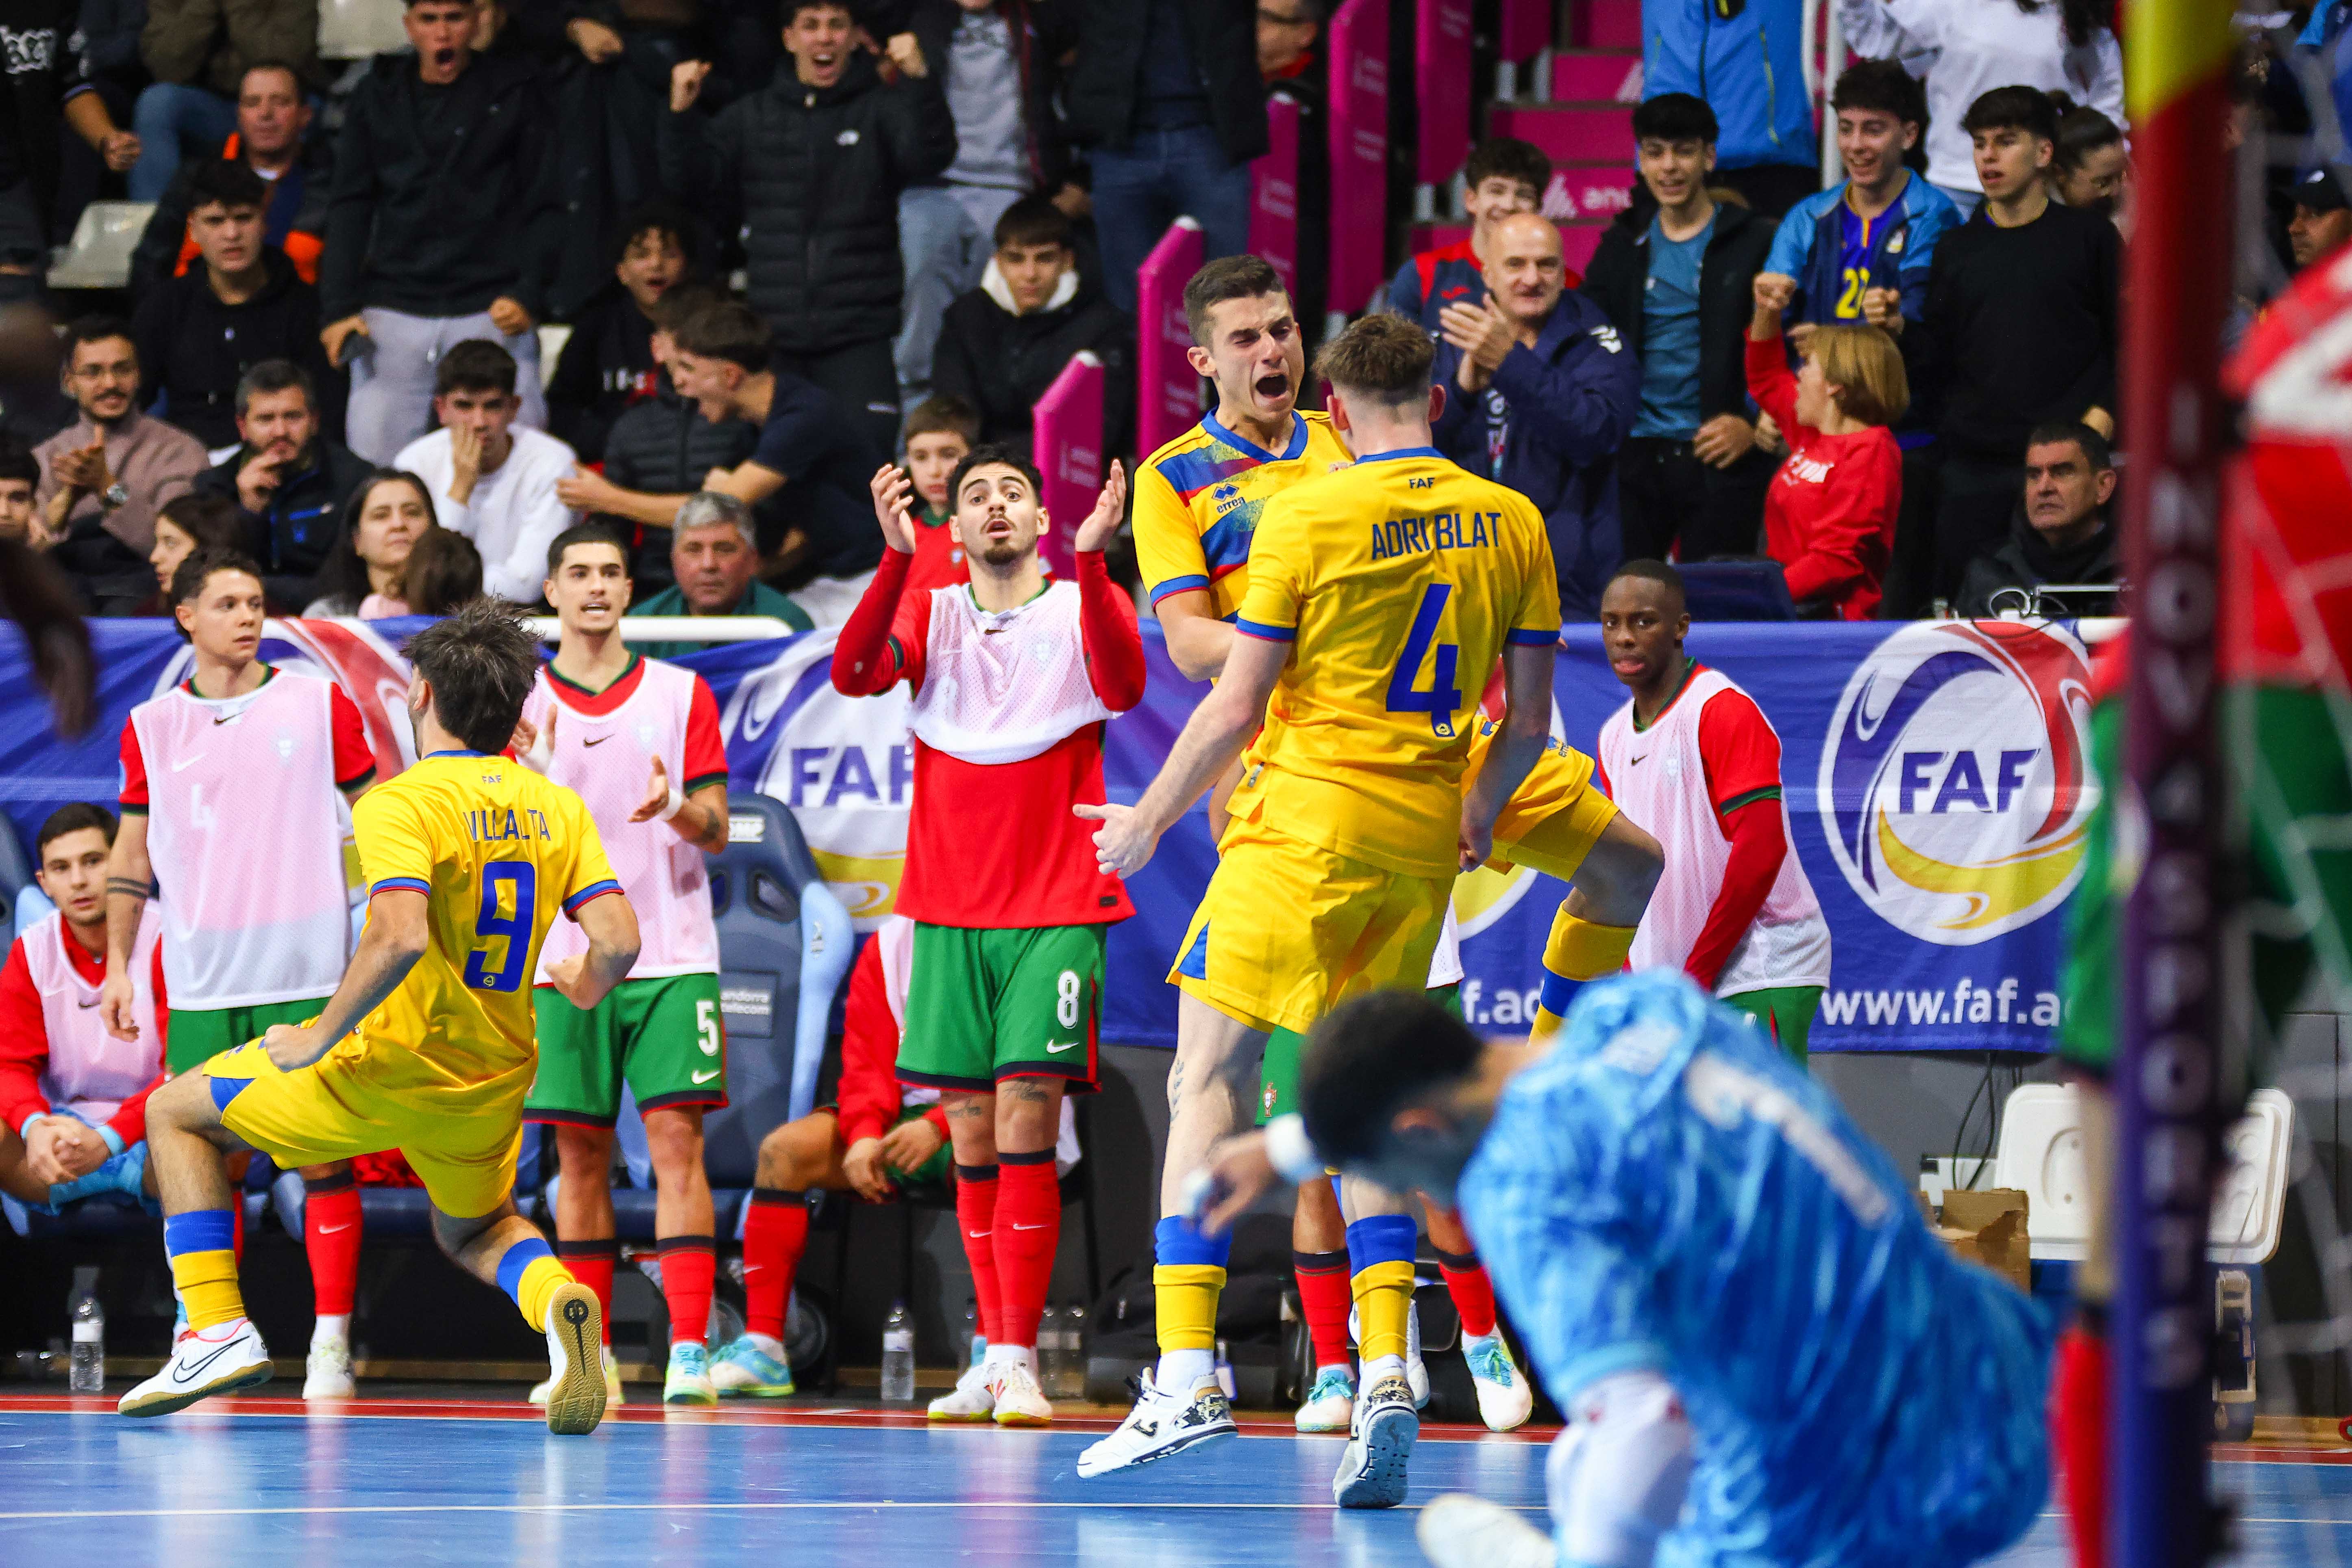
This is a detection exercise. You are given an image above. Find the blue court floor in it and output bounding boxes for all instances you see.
[2,1393,2348,1565]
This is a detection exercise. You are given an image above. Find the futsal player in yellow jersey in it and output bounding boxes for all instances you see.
[1078,315,1556,1500]
[122,602,643,1435]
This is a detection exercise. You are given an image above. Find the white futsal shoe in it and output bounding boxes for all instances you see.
[1332,1371,1418,1509]
[303,1337,357,1400]
[120,1317,272,1416]
[1348,1299,1429,1409]
[530,1344,624,1408]
[1075,1369,1237,1477]
[928,1352,996,1421]
[539,1281,609,1435]
[1295,1365,1356,1433]
[989,1359,1054,1426]
[1463,1331,1534,1431]
[1415,1492,1556,1568]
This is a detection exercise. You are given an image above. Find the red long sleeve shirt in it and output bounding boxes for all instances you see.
[832,546,1147,929]
[0,924,169,1147]
[1745,336,1904,620]
[834,933,949,1150]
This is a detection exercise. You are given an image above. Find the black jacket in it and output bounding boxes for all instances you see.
[133,248,339,450]
[322,50,561,321]
[932,267,1133,461]
[658,52,955,352]
[599,389,757,589]
[868,0,1075,194]
[192,435,375,605]
[1062,0,1267,165]
[546,288,659,464]
[1955,509,2124,619]
[1580,198,1780,428]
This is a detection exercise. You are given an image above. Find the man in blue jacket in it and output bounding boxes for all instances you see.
[1642,0,1817,217]
[1432,212,1641,620]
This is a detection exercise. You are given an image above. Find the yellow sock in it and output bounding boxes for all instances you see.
[171,1250,245,1332]
[514,1254,576,1333]
[1531,907,1639,1042]
[1153,1264,1226,1352]
[1351,1260,1416,1363]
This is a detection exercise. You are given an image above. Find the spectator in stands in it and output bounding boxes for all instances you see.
[625,492,816,657]
[0,435,40,545]
[661,2,955,457]
[130,0,320,202]
[1430,212,1642,618]
[2047,97,2127,220]
[904,392,976,535]
[322,0,559,463]
[1388,137,1552,331]
[38,320,211,614]
[397,522,484,614]
[546,203,691,464]
[144,491,248,613]
[191,361,373,607]
[2290,166,2352,272]
[1908,86,2119,603]
[931,196,1133,462]
[663,300,888,620]
[1258,0,1317,76]
[1642,0,1816,217]
[884,0,1081,407]
[1582,94,1778,565]
[301,469,434,617]
[133,63,327,298]
[1956,419,2120,619]
[1063,0,1269,313]
[1763,59,1956,618]
[25,30,112,300]
[1746,274,1906,619]
[133,161,337,452]
[393,341,578,605]
[1839,0,2121,220]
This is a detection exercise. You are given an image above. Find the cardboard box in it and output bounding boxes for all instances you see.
[1935,1188,2032,1293]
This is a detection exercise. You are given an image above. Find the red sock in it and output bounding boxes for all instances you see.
[742,1190,808,1342]
[1433,1246,1497,1338]
[659,1235,716,1346]
[2053,1317,2110,1568]
[303,1175,362,1318]
[992,1153,1060,1350]
[231,1197,245,1268]
[955,1163,1003,1344]
[1294,1248,1354,1370]
[556,1238,618,1347]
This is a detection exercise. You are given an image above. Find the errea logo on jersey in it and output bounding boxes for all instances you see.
[1817,621,2097,945]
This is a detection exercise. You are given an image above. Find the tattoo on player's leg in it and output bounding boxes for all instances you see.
[1166,1061,1184,1113]
[947,1099,990,1122]
[1002,1079,1052,1105]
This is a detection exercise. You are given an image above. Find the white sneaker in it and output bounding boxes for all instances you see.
[1075,1369,1236,1478]
[120,1318,272,1417]
[1463,1331,1534,1432]
[1415,1492,1556,1568]
[539,1281,608,1435]
[303,1338,356,1400]
[530,1345,624,1407]
[989,1359,1054,1426]
[1295,1365,1356,1433]
[928,1357,996,1422]
[1332,1372,1417,1509]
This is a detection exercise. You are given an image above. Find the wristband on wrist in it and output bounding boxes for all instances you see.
[656,781,686,821]
[1264,1113,1328,1186]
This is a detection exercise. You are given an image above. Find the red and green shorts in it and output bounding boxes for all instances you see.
[167,997,330,1076]
[1257,983,1460,1124]
[524,972,728,1126]
[896,923,1104,1093]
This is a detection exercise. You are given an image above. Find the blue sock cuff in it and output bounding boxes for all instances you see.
[163,1208,236,1257]
[1154,1214,1231,1269]
[1538,968,1582,1018]
[1345,1214,1420,1274]
[496,1235,555,1302]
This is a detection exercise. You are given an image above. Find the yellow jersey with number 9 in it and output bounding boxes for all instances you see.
[340,750,621,1107]
[1229,447,1559,878]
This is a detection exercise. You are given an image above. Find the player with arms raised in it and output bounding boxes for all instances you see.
[118,601,642,1436]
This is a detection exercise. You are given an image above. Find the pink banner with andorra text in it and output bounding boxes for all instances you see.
[1031,350,1103,581]
[1415,0,1472,189]
[1251,94,1302,298]
[1326,0,1389,319]
[1135,216,1205,456]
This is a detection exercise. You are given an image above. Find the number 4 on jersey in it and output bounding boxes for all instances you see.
[1387,583,1463,737]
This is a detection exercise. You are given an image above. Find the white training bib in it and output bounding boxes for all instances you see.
[1597,670,1831,996]
[130,672,352,1008]
[529,659,720,981]
[21,909,161,1127]
[905,581,1114,766]
[1426,900,1464,989]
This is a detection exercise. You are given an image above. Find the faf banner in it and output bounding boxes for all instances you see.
[0,616,2098,1055]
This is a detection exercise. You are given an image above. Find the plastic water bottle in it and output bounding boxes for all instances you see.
[1056,1303,1087,1399]
[69,1289,104,1394]
[880,1302,916,1403]
[1038,1303,1064,1391]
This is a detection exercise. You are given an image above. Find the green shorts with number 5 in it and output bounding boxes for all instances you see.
[525,972,728,1126]
[897,924,1104,1094]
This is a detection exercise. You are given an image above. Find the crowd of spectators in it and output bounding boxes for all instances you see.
[0,0,2341,633]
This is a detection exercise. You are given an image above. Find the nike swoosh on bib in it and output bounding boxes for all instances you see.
[583,736,610,747]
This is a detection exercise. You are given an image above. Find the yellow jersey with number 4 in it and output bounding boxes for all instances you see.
[341,750,621,1107]
[1229,446,1559,877]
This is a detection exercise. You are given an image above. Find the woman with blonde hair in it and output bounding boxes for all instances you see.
[1745,273,1908,619]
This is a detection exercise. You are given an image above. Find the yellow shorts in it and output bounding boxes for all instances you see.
[205,1040,526,1220]
[1480,730,1619,883]
[1171,816,1450,1035]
